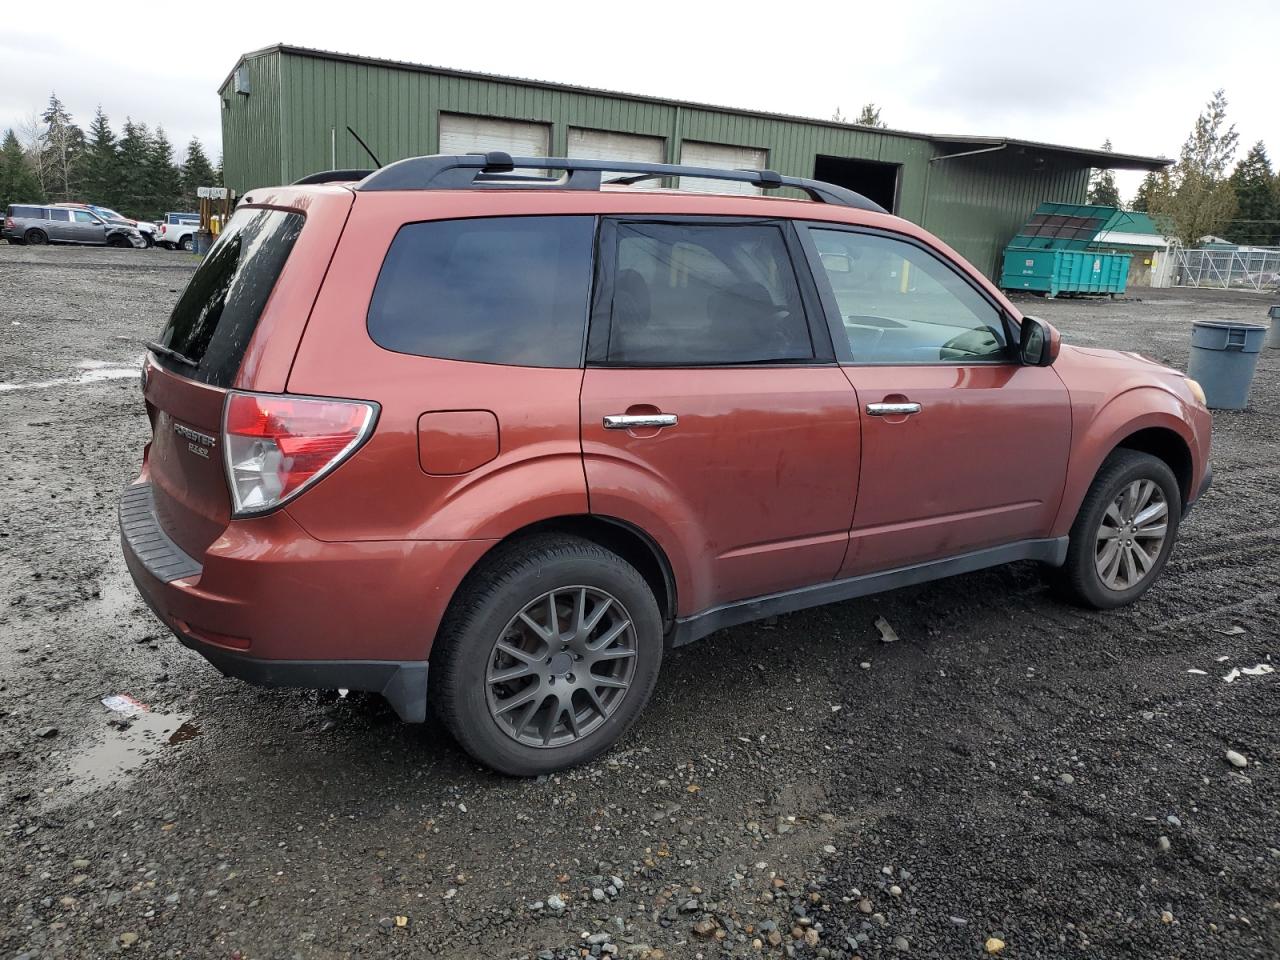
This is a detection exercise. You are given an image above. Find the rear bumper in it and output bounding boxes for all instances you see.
[119,482,493,722]
[172,628,429,723]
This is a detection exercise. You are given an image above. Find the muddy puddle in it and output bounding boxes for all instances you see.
[50,707,200,804]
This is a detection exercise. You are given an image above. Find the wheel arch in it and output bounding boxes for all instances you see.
[449,514,678,634]
[1113,426,1193,506]
[1052,392,1198,537]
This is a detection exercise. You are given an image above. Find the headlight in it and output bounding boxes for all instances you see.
[1185,378,1207,406]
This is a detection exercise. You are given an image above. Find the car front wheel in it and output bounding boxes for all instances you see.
[1054,450,1181,609]
[430,535,663,776]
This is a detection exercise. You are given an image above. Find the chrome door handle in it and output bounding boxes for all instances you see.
[866,402,922,416]
[603,414,678,430]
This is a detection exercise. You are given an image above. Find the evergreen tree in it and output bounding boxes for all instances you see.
[39,92,85,202]
[1225,141,1279,246]
[80,107,120,207]
[1147,89,1239,245]
[1087,140,1122,208]
[1131,171,1162,212]
[115,119,152,215]
[0,128,46,212]
[856,103,886,128]
[180,137,216,209]
[143,126,182,220]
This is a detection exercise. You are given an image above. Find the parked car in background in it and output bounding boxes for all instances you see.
[121,153,1212,776]
[4,204,144,247]
[156,212,200,250]
[84,204,158,247]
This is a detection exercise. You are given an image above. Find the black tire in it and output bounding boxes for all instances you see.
[24,229,47,245]
[108,234,131,248]
[179,235,194,252]
[1053,450,1181,609]
[143,235,154,248]
[430,534,663,776]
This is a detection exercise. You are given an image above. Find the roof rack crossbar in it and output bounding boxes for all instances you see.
[356,153,886,212]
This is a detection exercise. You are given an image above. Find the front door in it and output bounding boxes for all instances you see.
[580,218,861,615]
[801,224,1071,577]
[72,210,108,244]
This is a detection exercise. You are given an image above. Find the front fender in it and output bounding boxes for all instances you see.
[1051,386,1200,537]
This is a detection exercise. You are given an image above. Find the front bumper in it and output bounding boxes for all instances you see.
[118,482,489,722]
[1185,463,1213,515]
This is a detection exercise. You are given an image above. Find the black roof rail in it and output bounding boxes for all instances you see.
[355,152,887,213]
[293,168,376,185]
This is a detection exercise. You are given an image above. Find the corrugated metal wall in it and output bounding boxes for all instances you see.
[217,56,283,193]
[220,48,1091,278]
[922,151,1092,277]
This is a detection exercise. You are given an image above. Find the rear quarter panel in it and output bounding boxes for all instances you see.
[281,191,589,544]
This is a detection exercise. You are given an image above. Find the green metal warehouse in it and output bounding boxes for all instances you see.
[218,44,1168,278]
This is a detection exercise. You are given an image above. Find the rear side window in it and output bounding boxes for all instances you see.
[11,205,45,218]
[46,209,71,222]
[153,207,303,387]
[367,216,595,367]
[600,221,814,366]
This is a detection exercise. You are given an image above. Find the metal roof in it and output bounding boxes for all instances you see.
[222,44,1171,172]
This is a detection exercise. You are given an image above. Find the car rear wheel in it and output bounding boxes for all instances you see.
[24,229,47,245]
[430,535,663,776]
[1054,450,1181,609]
[179,235,194,252]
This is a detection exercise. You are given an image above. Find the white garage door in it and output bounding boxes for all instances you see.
[439,114,551,159]
[568,128,666,184]
[678,140,767,196]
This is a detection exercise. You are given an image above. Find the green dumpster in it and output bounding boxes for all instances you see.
[999,202,1132,297]
[1001,248,1131,297]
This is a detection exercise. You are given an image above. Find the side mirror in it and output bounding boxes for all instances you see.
[1019,316,1060,366]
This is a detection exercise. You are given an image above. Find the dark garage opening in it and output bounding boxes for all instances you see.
[814,155,900,212]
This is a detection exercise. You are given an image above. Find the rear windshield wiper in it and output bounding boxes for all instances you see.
[145,341,198,368]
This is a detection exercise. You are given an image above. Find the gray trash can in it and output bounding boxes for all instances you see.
[1187,320,1267,410]
[1268,305,1280,349]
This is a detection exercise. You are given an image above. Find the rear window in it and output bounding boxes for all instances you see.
[367,216,596,367]
[152,207,303,387]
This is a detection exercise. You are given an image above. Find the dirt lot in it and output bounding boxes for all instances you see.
[1,243,1276,960]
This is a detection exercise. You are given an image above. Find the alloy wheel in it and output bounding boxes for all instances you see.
[485,586,638,748]
[1094,479,1168,591]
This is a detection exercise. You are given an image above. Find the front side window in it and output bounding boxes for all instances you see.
[601,221,813,365]
[368,216,595,367]
[74,211,99,223]
[809,228,1008,364]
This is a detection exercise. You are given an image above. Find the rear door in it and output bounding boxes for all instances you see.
[143,206,307,557]
[580,217,861,614]
[43,207,74,241]
[800,224,1071,576]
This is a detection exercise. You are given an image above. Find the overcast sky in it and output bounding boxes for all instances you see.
[3,0,1277,201]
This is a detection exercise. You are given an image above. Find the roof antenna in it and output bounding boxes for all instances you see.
[346,126,381,168]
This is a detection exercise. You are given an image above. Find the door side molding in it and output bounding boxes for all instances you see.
[669,536,1069,647]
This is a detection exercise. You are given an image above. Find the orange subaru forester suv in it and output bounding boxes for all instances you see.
[121,153,1211,775]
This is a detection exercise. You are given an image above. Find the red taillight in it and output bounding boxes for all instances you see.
[222,392,377,516]
[4,217,13,230]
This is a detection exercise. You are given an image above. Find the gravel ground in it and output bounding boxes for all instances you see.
[1,243,1276,960]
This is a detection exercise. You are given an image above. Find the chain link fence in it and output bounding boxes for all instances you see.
[1172,246,1280,292]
